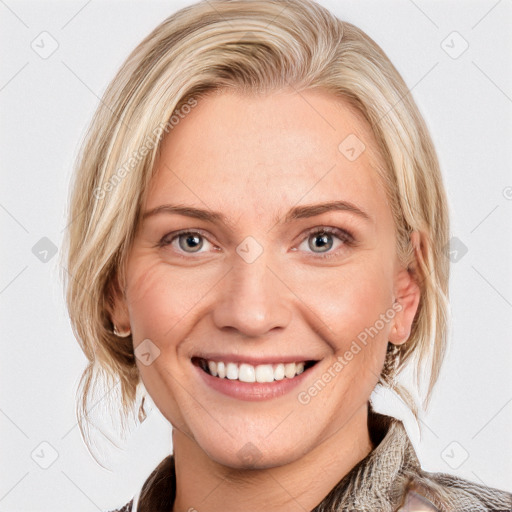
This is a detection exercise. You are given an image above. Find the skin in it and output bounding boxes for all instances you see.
[111,89,421,511]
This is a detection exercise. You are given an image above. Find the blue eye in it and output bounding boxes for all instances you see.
[298,227,354,259]
[308,231,334,252]
[159,230,214,254]
[177,232,203,253]
[158,226,355,260]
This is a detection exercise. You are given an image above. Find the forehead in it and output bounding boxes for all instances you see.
[146,89,389,226]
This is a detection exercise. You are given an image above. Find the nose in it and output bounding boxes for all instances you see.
[212,252,292,338]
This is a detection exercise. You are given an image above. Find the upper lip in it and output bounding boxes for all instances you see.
[192,354,321,365]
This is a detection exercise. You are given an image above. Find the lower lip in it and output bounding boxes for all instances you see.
[194,363,314,401]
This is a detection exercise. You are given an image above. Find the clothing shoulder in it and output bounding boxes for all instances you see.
[408,468,512,512]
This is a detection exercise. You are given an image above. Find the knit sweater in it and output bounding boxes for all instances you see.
[106,407,512,512]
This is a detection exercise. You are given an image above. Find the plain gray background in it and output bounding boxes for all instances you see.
[1,0,511,510]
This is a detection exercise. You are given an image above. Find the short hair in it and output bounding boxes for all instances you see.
[61,0,450,459]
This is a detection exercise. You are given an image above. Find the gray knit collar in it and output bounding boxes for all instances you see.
[311,406,422,511]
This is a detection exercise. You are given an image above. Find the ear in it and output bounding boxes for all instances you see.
[389,231,422,345]
[105,273,131,334]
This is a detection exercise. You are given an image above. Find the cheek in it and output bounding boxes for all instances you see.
[296,262,394,404]
[123,258,211,431]
[298,260,394,345]
[124,258,215,341]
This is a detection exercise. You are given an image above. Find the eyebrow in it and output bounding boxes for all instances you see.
[142,200,372,226]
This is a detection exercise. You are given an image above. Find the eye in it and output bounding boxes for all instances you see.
[158,226,355,260]
[297,226,354,259]
[158,230,215,255]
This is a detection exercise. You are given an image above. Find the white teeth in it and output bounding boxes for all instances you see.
[274,363,285,381]
[239,363,256,383]
[255,364,274,383]
[284,363,297,379]
[226,362,238,380]
[201,359,310,382]
[217,361,226,378]
[208,360,217,377]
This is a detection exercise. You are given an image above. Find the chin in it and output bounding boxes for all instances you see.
[196,432,313,471]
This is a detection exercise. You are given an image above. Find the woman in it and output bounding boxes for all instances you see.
[61,0,512,511]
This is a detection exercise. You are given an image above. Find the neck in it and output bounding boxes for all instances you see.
[171,403,373,512]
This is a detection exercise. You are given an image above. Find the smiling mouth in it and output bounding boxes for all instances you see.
[192,357,318,383]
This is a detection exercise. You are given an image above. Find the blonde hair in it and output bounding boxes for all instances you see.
[61,0,450,462]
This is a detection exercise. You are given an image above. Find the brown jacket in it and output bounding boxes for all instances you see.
[107,407,512,512]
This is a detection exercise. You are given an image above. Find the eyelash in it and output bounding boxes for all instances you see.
[157,226,356,260]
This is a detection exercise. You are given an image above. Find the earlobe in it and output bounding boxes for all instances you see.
[389,321,411,345]
[389,282,420,345]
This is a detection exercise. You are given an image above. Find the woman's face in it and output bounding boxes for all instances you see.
[112,89,420,468]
